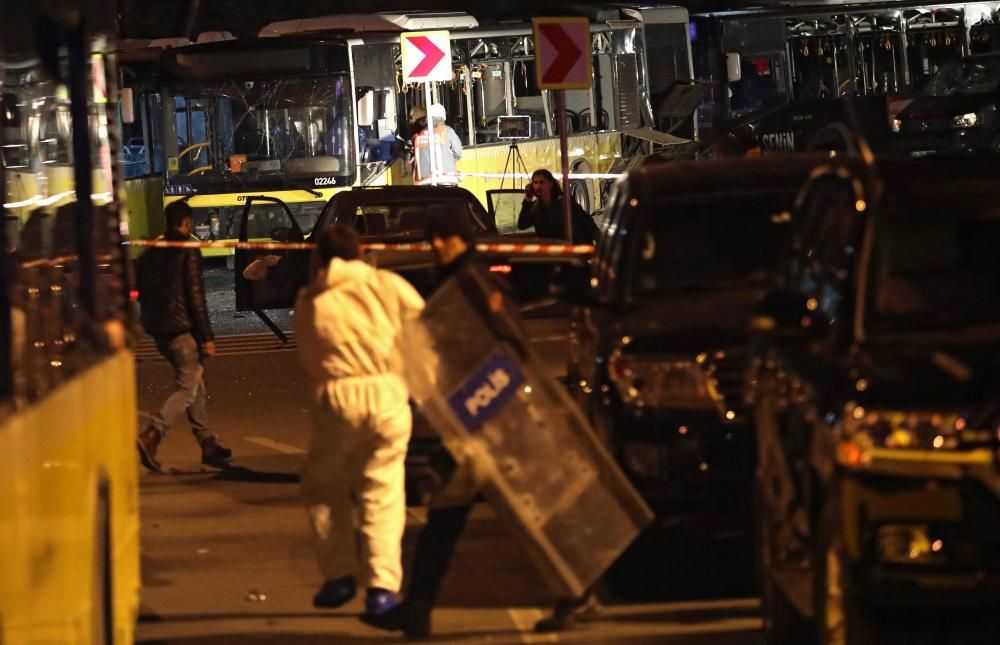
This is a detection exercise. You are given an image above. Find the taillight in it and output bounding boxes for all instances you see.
[489,264,512,274]
[129,290,140,300]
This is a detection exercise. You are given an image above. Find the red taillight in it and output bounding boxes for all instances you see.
[129,290,139,300]
[489,264,512,274]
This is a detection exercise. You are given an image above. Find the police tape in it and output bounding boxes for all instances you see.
[126,239,595,255]
[458,172,624,180]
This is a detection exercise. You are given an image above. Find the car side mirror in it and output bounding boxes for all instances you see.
[749,290,830,340]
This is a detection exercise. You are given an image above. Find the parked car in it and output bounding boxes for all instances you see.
[893,53,1000,157]
[233,184,588,502]
[562,155,825,588]
[749,155,1000,644]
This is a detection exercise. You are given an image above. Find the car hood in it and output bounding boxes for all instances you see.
[613,287,766,354]
[899,93,991,119]
[850,342,1000,412]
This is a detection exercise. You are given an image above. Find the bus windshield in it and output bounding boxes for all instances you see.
[167,75,355,186]
[925,57,1000,97]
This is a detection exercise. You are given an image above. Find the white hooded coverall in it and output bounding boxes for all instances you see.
[294,257,424,592]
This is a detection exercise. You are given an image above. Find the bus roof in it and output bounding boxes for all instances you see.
[259,12,480,37]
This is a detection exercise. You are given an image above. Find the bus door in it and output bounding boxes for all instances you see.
[234,196,310,318]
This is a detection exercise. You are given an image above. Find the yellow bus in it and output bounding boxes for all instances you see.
[0,4,140,645]
[119,8,694,255]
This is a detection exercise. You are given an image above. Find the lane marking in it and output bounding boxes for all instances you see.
[244,436,306,455]
[607,597,759,615]
[507,608,558,643]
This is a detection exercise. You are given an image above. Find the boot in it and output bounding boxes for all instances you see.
[313,577,356,609]
[137,427,162,473]
[200,437,232,467]
[534,593,603,633]
[361,600,432,640]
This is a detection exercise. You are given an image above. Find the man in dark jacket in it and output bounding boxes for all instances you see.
[136,201,231,472]
[364,214,600,639]
[517,168,599,245]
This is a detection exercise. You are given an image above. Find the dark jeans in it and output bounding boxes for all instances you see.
[150,332,213,443]
[405,503,474,607]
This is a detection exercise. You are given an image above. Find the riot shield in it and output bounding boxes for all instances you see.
[402,269,653,598]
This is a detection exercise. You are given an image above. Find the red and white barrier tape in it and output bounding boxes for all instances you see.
[127,239,595,255]
[458,172,623,180]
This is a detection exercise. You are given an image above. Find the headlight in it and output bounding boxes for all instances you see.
[842,404,965,451]
[608,351,718,410]
[953,112,978,128]
[891,117,902,133]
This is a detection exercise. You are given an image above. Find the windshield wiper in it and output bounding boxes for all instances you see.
[279,177,322,198]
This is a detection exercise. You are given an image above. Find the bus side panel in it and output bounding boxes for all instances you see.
[0,352,140,645]
[125,175,165,248]
[454,132,622,212]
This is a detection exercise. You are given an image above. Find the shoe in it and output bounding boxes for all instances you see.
[200,437,232,467]
[534,593,603,633]
[313,577,356,608]
[137,427,162,473]
[361,600,431,640]
[363,587,398,616]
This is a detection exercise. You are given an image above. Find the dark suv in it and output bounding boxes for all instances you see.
[894,53,1000,157]
[565,155,823,580]
[750,156,1000,644]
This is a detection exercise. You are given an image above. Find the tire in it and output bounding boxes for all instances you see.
[570,179,590,212]
[92,489,113,645]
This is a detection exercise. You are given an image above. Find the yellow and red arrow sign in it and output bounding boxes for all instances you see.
[401,30,453,83]
[533,17,592,90]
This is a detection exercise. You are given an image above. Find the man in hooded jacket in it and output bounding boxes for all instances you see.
[294,225,425,620]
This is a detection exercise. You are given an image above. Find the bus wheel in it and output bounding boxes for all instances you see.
[570,179,591,213]
[569,160,593,213]
[92,486,113,645]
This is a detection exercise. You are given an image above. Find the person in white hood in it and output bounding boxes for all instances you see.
[293,225,424,621]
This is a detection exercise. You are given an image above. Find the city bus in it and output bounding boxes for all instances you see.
[119,8,694,254]
[0,3,140,644]
[689,0,1000,153]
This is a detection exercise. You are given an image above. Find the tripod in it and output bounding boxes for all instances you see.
[500,141,529,190]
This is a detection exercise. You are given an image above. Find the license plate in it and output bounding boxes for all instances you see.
[911,150,936,158]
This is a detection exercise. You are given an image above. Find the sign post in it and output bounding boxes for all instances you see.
[401,30,453,185]
[532,17,592,242]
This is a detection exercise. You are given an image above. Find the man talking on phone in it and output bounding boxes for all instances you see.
[517,168,598,245]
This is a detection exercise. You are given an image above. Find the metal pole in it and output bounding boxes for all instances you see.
[558,89,571,242]
[423,80,438,184]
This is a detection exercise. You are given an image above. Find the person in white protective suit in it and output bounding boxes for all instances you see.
[293,224,425,621]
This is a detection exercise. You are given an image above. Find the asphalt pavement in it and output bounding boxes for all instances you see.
[134,266,763,644]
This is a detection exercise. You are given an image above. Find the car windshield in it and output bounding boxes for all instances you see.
[868,204,1000,332]
[347,199,489,236]
[925,57,1000,96]
[634,195,791,293]
[166,76,355,184]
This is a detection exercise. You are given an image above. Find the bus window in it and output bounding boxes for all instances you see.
[789,34,850,100]
[905,9,964,88]
[730,55,787,117]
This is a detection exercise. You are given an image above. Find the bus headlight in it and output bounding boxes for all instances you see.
[953,112,978,128]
